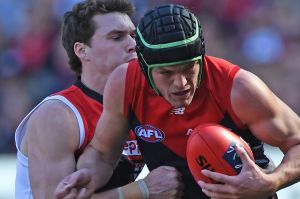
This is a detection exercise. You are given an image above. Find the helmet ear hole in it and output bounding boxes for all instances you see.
[135,4,205,93]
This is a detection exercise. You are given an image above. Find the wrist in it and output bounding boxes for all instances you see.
[118,179,149,199]
[137,179,150,199]
[265,172,281,195]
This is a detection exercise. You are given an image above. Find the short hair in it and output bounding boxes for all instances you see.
[61,0,135,75]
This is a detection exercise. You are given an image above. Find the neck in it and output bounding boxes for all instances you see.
[80,75,107,95]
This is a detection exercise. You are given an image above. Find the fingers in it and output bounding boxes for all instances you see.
[55,169,92,199]
[77,188,91,199]
[198,180,233,199]
[201,169,235,184]
[235,144,254,167]
[200,145,257,184]
[55,187,77,199]
[55,187,91,199]
[197,145,269,199]
[197,180,204,190]
[55,174,81,198]
[63,188,77,199]
[55,177,74,199]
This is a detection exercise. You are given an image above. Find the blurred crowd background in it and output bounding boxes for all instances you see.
[0,0,300,198]
[1,0,300,171]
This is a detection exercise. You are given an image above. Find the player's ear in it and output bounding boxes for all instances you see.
[74,42,89,60]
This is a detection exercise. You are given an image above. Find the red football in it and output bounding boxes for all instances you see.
[186,123,254,183]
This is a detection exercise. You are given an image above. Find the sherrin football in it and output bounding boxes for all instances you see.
[186,123,254,183]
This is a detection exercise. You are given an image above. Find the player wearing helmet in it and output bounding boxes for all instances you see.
[56,4,300,199]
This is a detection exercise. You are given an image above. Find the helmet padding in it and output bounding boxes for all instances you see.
[136,4,205,94]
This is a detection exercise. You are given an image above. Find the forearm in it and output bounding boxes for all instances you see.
[271,144,300,191]
[91,179,148,199]
[77,145,116,191]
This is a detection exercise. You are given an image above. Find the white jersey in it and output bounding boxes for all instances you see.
[14,95,85,199]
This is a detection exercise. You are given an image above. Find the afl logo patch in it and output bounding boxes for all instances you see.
[134,125,165,143]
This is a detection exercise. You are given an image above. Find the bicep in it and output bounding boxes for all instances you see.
[231,69,300,152]
[27,102,79,198]
[249,97,300,152]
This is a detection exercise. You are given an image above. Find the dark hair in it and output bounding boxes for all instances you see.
[61,0,135,75]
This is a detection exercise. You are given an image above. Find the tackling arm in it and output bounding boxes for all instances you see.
[76,63,131,192]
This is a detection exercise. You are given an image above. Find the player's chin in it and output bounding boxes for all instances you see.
[170,97,192,108]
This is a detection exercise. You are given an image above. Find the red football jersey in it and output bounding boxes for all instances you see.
[123,56,270,198]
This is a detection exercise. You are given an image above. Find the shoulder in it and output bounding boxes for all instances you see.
[231,69,278,124]
[232,69,274,100]
[204,55,237,66]
[204,55,240,80]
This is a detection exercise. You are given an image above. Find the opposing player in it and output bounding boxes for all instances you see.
[15,1,182,198]
[56,4,300,199]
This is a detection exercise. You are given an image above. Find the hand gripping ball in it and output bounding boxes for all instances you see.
[187,123,254,183]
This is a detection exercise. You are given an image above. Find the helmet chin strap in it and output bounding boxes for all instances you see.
[196,56,204,88]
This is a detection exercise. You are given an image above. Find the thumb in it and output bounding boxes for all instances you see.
[55,179,77,199]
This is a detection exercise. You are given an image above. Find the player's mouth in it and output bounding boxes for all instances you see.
[172,89,190,98]
[127,53,137,62]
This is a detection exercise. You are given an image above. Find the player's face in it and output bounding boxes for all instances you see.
[87,12,136,75]
[152,61,200,108]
